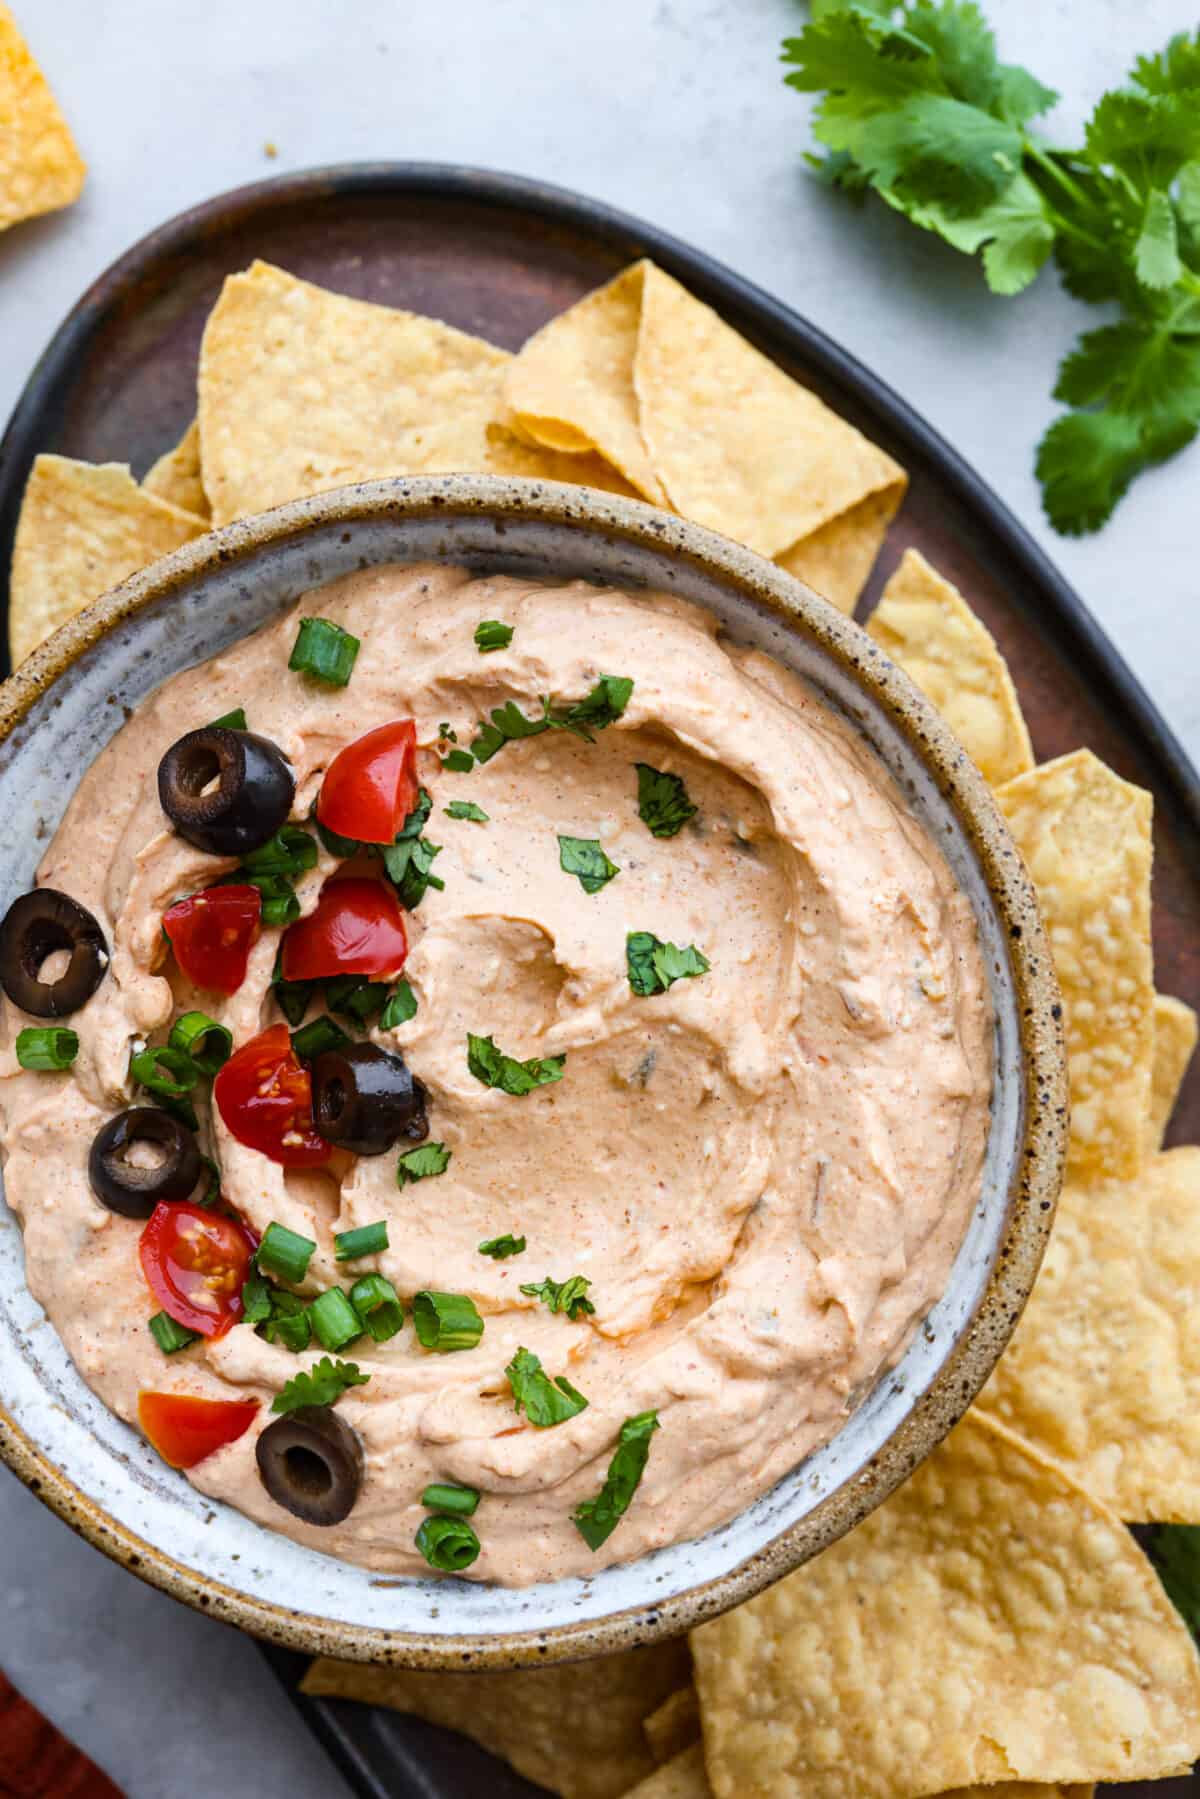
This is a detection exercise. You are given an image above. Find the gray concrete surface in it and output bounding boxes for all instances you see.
[0,1,1197,1793]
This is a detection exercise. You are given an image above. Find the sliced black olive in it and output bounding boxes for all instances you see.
[0,888,108,1018]
[312,1043,428,1157]
[256,1404,364,1525]
[88,1106,202,1218]
[157,725,294,857]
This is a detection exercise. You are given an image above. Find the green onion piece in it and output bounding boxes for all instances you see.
[15,1026,79,1072]
[148,1311,200,1354]
[334,1220,389,1261]
[168,1011,233,1076]
[271,946,315,1026]
[412,1291,484,1353]
[258,1221,316,1284]
[445,800,490,823]
[290,1014,353,1061]
[474,619,514,653]
[420,1481,480,1516]
[478,1233,526,1259]
[441,748,475,773]
[572,1410,660,1550]
[350,1273,405,1343]
[240,825,318,879]
[325,974,390,1024]
[415,1513,480,1572]
[209,707,248,731]
[309,1287,363,1352]
[158,1089,200,1132]
[396,1142,451,1186]
[379,981,417,1029]
[289,616,360,687]
[230,869,299,928]
[130,1043,199,1099]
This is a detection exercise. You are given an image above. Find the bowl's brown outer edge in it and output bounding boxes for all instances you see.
[0,474,1067,1667]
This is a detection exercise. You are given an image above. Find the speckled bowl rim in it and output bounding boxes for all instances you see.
[0,475,1067,1666]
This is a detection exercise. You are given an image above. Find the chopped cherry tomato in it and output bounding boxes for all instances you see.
[280,877,408,982]
[138,1390,259,1468]
[316,719,418,846]
[139,1201,256,1339]
[213,1022,329,1166]
[162,884,261,996]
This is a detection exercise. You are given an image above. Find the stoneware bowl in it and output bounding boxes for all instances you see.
[0,476,1066,1666]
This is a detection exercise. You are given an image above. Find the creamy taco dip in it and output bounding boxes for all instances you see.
[0,565,992,1582]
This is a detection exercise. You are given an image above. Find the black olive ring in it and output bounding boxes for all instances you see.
[256,1405,364,1525]
[312,1042,428,1157]
[88,1107,203,1218]
[0,888,109,1018]
[157,725,295,858]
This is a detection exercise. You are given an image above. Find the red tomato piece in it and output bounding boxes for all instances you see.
[316,719,418,846]
[280,877,408,982]
[162,884,262,996]
[139,1201,256,1339]
[213,1022,329,1166]
[138,1390,259,1469]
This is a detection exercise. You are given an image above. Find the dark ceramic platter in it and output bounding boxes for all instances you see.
[1,165,1197,1799]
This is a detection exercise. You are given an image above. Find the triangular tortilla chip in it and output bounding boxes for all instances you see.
[777,486,900,615]
[977,1147,1200,1521]
[502,261,666,503]
[622,1745,709,1798]
[199,262,636,526]
[302,1636,690,1799]
[143,420,210,520]
[995,749,1154,1181]
[9,455,206,665]
[867,548,1034,785]
[1146,993,1197,1155]
[644,1686,701,1764]
[0,4,85,232]
[691,1410,1200,1797]
[634,262,905,558]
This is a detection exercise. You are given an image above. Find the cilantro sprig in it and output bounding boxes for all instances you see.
[467,1032,566,1095]
[520,1273,596,1320]
[784,7,1200,532]
[469,676,633,765]
[271,1356,369,1414]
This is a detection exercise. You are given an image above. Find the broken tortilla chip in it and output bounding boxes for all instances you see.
[1146,993,1197,1155]
[867,548,1035,785]
[775,486,899,616]
[623,1745,710,1798]
[9,455,206,665]
[977,1147,1200,1521]
[995,749,1154,1181]
[143,421,210,521]
[634,262,905,559]
[644,1686,701,1764]
[0,4,85,232]
[301,1636,690,1799]
[690,1409,1200,1798]
[198,262,634,528]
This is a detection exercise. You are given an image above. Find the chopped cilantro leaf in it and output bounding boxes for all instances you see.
[271,1355,369,1414]
[573,1410,660,1550]
[442,748,475,773]
[470,677,634,764]
[562,675,633,732]
[382,788,444,909]
[380,980,418,1028]
[475,619,515,652]
[520,1274,595,1320]
[467,1032,566,1095]
[505,1346,589,1427]
[626,931,710,996]
[635,764,697,838]
[446,800,490,823]
[325,973,391,1024]
[479,1233,526,1259]
[397,1142,452,1185]
[557,834,619,894]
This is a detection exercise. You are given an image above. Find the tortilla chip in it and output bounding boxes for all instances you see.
[199,261,638,526]
[995,750,1154,1181]
[644,1686,700,1764]
[0,5,85,232]
[622,1745,710,1799]
[502,262,667,503]
[143,421,210,521]
[977,1147,1200,1521]
[867,548,1035,785]
[301,1636,690,1799]
[775,486,899,616]
[1146,993,1197,1155]
[634,262,905,559]
[691,1410,1200,1798]
[9,455,206,665]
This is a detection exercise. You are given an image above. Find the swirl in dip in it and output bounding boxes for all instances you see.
[0,564,992,1583]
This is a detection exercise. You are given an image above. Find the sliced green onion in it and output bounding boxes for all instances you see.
[168,1011,233,1076]
[15,1027,79,1072]
[379,981,417,1029]
[325,974,390,1025]
[241,825,318,879]
[310,1286,363,1352]
[148,1311,200,1354]
[350,1273,405,1343]
[441,748,475,773]
[289,617,360,687]
[421,1481,480,1516]
[239,871,300,928]
[291,1015,353,1061]
[130,1043,199,1099]
[258,1221,316,1284]
[210,707,248,731]
[335,1220,389,1261]
[158,1089,200,1132]
[415,1513,480,1572]
[412,1291,484,1353]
